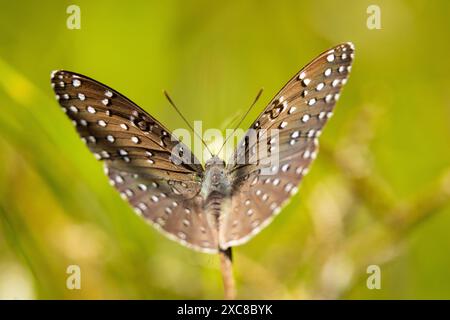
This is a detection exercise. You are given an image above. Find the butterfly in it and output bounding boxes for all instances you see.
[51,42,354,254]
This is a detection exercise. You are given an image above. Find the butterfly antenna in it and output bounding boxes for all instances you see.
[222,113,242,131]
[217,88,263,156]
[163,90,213,157]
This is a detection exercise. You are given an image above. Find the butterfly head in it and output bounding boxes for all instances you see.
[205,155,225,169]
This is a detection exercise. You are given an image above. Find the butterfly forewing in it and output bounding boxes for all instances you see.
[221,42,354,248]
[51,70,219,253]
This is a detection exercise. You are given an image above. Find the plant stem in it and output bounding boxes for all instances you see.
[219,248,236,299]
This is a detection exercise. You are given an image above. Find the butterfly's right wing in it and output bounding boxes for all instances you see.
[51,70,219,253]
[221,43,355,249]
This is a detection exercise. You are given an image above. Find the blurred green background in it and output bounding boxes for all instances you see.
[0,0,449,299]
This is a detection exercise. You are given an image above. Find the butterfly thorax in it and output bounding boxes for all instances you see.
[202,156,231,200]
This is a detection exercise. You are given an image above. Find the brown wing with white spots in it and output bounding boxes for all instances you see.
[221,43,354,248]
[50,70,219,253]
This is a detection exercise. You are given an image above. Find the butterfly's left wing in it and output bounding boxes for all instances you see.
[51,70,219,253]
[220,43,354,249]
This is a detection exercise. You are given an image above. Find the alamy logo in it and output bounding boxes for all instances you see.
[66,5,81,30]
[66,265,81,290]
